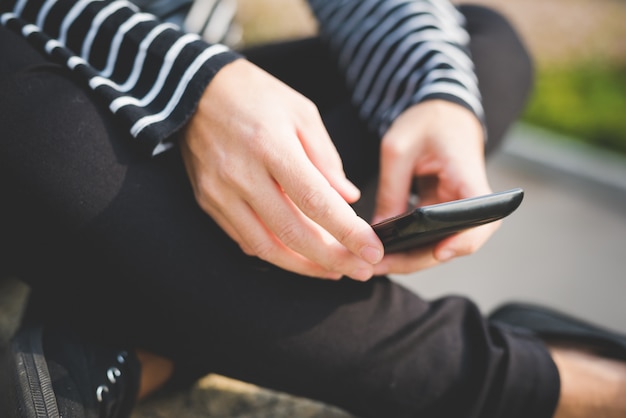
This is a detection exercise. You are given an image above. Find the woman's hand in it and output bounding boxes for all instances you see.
[372,100,498,275]
[180,59,383,281]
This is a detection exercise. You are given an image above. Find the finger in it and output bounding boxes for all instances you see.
[433,221,501,262]
[243,171,378,281]
[194,174,345,280]
[266,146,384,267]
[374,221,500,275]
[214,192,345,280]
[371,137,415,224]
[297,108,361,204]
[373,245,441,276]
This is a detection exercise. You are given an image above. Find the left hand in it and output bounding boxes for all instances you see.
[372,100,499,275]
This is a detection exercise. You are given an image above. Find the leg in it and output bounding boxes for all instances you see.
[550,344,626,418]
[0,24,559,418]
[463,8,626,415]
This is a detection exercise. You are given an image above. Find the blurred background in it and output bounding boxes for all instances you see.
[235,0,626,333]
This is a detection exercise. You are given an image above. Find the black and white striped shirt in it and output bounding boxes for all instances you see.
[0,0,483,156]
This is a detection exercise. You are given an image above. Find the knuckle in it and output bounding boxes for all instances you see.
[380,136,405,159]
[298,96,318,115]
[299,188,331,220]
[196,173,225,201]
[334,223,360,245]
[214,161,236,183]
[275,221,302,249]
[193,179,217,212]
[319,250,354,274]
[244,124,272,152]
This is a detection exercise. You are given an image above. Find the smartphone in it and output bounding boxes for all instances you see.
[372,188,524,253]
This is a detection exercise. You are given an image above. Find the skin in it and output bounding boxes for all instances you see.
[549,343,626,418]
[181,59,381,281]
[371,98,498,275]
[135,350,174,400]
[140,59,626,416]
[180,59,497,281]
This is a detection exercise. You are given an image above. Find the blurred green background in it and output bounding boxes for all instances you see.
[237,0,626,156]
[485,0,626,157]
[524,63,626,155]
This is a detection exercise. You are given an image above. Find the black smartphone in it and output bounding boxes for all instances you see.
[372,188,524,253]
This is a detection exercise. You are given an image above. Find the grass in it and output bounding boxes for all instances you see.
[523,62,626,156]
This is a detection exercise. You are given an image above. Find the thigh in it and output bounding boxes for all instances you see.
[241,37,348,113]
[0,24,229,295]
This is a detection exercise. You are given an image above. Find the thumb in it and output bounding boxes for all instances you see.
[371,143,414,224]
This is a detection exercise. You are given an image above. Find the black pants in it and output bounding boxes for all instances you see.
[0,5,560,418]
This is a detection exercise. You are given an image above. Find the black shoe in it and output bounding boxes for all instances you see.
[0,325,140,418]
[489,302,626,361]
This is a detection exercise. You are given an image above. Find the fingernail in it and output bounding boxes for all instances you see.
[361,245,383,264]
[437,248,456,262]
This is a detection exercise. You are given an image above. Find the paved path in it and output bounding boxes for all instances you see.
[394,124,626,334]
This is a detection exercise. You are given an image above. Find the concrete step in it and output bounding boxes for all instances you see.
[133,374,353,418]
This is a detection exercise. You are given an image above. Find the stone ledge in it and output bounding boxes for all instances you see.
[133,374,354,418]
[0,277,30,346]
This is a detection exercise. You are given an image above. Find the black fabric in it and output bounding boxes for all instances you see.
[490,303,626,361]
[461,5,533,154]
[0,0,243,157]
[0,6,557,418]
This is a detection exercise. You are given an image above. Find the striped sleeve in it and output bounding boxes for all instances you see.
[307,0,485,139]
[0,0,242,156]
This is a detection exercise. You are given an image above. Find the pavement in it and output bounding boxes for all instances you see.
[393,123,626,334]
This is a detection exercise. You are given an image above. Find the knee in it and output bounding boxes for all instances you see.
[459,5,534,148]
[461,4,534,87]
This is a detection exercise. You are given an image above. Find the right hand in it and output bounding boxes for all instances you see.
[371,100,496,275]
[180,59,383,281]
